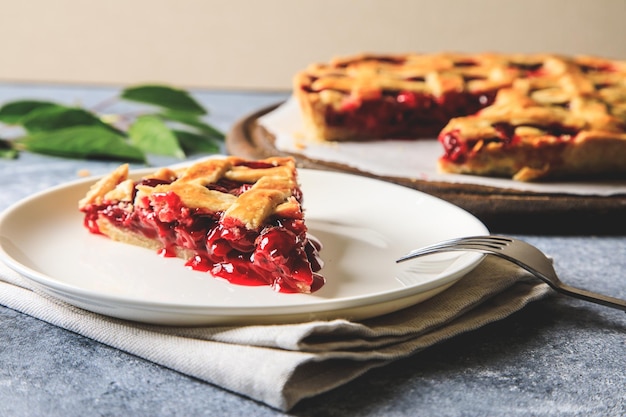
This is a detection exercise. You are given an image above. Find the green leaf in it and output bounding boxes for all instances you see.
[22,106,123,135]
[0,139,18,159]
[1,84,215,162]
[0,148,18,159]
[18,125,145,162]
[160,110,224,139]
[128,115,185,158]
[121,85,207,115]
[0,100,59,124]
[174,129,221,154]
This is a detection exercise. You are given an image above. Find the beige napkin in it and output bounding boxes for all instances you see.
[0,256,550,411]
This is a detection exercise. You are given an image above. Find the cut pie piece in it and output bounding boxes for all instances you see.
[294,52,626,181]
[78,156,324,293]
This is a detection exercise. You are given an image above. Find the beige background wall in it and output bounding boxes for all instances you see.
[0,0,624,91]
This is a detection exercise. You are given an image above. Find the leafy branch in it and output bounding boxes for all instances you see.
[0,85,224,162]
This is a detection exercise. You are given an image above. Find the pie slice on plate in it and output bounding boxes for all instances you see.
[78,156,324,293]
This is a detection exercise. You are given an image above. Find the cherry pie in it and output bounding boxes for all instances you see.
[294,52,626,180]
[78,156,324,293]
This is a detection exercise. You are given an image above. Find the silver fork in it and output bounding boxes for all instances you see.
[397,235,626,312]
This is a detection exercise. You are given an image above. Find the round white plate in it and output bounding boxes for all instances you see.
[0,168,488,326]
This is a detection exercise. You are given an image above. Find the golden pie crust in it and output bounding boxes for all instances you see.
[79,157,302,229]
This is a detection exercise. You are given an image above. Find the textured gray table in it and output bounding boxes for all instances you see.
[1,83,625,417]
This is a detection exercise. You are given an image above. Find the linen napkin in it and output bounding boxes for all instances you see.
[0,256,550,411]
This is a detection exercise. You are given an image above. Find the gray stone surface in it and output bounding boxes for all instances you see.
[1,84,625,416]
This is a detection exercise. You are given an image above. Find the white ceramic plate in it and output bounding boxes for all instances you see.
[0,168,488,325]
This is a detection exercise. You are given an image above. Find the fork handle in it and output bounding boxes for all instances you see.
[555,283,626,312]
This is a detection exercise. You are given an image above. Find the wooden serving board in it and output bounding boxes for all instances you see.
[227,103,626,235]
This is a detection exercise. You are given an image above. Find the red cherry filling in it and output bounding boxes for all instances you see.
[439,129,468,163]
[201,217,323,293]
[440,123,582,163]
[322,88,497,139]
[492,122,519,145]
[82,174,323,293]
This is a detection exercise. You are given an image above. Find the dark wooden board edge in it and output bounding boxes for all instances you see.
[227,103,626,235]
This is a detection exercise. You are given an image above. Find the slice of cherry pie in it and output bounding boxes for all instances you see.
[294,52,626,180]
[78,156,324,293]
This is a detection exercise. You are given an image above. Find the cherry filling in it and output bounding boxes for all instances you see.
[440,123,582,163]
[508,62,543,73]
[492,122,520,145]
[82,172,324,293]
[579,63,615,74]
[439,129,468,163]
[322,88,498,138]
